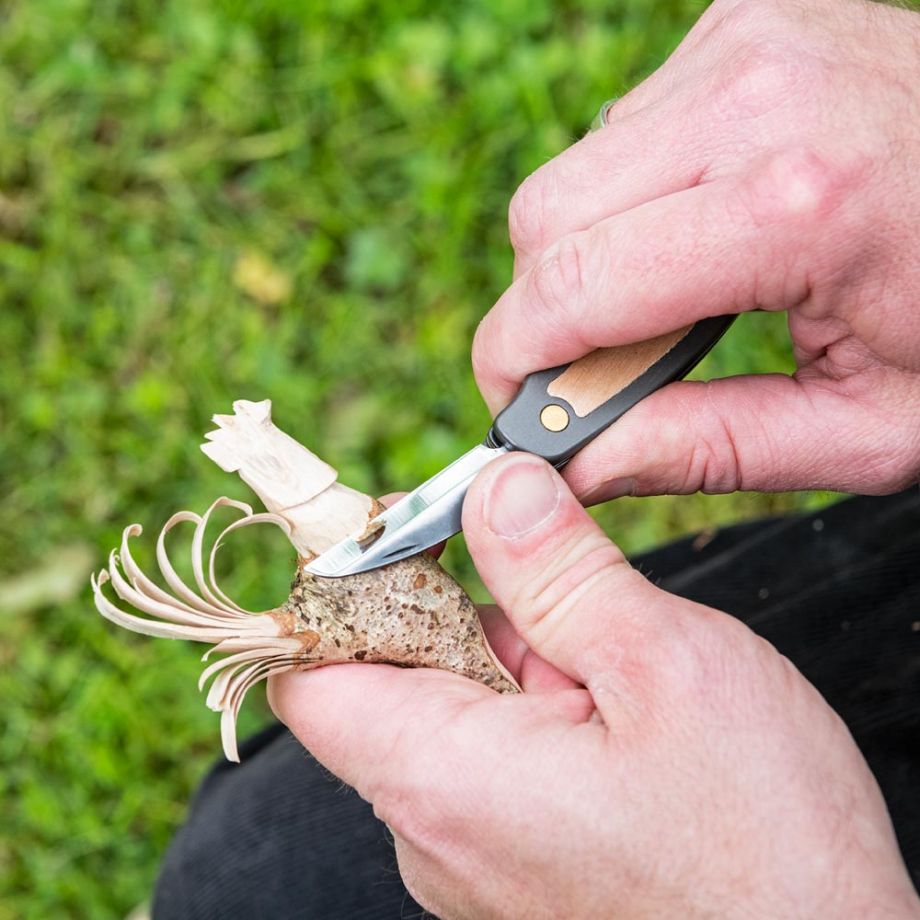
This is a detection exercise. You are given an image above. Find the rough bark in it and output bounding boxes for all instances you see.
[92,400,519,761]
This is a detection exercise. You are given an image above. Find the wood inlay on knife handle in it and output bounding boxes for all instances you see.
[488,315,735,467]
[546,326,691,418]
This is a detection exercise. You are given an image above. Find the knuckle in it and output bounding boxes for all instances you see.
[736,146,847,231]
[706,0,838,52]
[508,171,552,257]
[686,0,745,48]
[526,234,587,334]
[702,0,771,43]
[712,0,789,35]
[700,415,745,494]
[643,382,743,495]
[675,383,745,494]
[712,41,822,121]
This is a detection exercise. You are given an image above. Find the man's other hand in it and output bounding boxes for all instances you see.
[269,455,918,918]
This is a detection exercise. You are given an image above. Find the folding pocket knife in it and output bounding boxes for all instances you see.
[307,316,734,578]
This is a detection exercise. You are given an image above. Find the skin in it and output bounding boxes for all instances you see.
[271,457,919,917]
[271,0,920,915]
[473,0,920,501]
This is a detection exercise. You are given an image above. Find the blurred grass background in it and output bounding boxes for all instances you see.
[0,0,850,914]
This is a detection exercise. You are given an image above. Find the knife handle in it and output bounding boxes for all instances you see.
[488,315,735,467]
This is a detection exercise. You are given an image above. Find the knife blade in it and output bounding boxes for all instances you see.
[306,314,735,578]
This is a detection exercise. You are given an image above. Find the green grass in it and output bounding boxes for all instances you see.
[0,0,840,914]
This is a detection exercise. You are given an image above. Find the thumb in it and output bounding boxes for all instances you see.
[462,453,691,719]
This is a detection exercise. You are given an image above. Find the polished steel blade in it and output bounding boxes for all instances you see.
[305,443,508,578]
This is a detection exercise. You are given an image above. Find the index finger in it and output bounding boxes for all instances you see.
[508,87,706,279]
[267,663,594,802]
[473,147,843,413]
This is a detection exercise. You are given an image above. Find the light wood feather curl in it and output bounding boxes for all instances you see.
[92,401,518,761]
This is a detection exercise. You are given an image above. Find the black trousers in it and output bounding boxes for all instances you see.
[153,489,920,919]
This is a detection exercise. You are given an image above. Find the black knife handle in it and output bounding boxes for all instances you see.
[487,315,735,467]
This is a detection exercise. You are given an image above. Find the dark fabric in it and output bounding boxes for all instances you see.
[639,487,920,878]
[153,489,920,919]
[153,722,422,919]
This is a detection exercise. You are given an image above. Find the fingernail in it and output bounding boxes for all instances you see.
[486,458,560,537]
[580,477,638,506]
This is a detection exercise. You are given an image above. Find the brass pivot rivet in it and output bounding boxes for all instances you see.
[540,404,569,432]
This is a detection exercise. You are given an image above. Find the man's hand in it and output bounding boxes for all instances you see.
[473,0,920,502]
[269,455,918,918]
